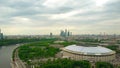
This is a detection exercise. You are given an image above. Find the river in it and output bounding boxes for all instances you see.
[0,44,19,68]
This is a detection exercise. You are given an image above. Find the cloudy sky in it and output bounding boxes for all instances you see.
[0,0,120,35]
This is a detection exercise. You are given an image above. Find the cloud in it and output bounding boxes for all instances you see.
[42,0,68,8]
[49,9,90,20]
[0,0,120,35]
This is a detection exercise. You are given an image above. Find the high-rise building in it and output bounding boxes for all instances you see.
[50,32,53,37]
[60,30,65,37]
[60,29,72,37]
[0,29,3,40]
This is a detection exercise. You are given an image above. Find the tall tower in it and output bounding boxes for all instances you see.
[60,30,64,37]
[0,29,1,33]
[50,32,53,37]
[60,29,72,37]
[68,31,70,36]
[65,29,67,37]
[0,29,3,40]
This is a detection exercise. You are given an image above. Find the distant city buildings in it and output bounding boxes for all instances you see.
[0,29,3,40]
[60,29,72,37]
[50,32,53,37]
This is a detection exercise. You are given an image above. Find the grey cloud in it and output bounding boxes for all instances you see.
[0,0,120,34]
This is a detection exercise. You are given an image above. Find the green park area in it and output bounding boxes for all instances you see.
[18,40,60,61]
[16,38,115,68]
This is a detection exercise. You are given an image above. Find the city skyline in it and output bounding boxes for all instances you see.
[0,0,120,35]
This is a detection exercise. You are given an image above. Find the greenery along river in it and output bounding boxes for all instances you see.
[0,38,42,46]
[0,38,51,68]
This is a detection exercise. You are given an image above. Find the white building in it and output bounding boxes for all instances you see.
[61,45,116,62]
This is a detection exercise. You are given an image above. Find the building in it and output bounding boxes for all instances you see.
[0,29,3,40]
[50,32,53,37]
[60,29,72,37]
[61,45,116,62]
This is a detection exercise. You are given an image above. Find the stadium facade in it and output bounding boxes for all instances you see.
[61,45,116,62]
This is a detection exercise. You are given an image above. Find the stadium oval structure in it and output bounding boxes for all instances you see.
[61,45,116,62]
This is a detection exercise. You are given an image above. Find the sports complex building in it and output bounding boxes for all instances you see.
[61,45,116,62]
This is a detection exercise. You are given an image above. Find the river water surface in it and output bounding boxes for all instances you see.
[0,44,19,68]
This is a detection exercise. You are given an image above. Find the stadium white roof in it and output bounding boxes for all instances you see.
[63,45,115,55]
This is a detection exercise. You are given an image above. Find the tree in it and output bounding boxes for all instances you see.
[95,62,113,68]
[40,59,91,68]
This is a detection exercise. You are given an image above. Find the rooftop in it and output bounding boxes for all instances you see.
[63,45,115,55]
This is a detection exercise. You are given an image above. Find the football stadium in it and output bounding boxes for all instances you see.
[61,45,116,62]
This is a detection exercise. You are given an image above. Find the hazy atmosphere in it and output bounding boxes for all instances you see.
[0,0,120,35]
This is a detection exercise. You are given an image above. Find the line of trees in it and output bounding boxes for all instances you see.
[106,45,120,54]
[95,62,113,68]
[77,39,102,43]
[40,58,91,68]
[0,38,41,46]
[57,41,77,46]
[0,38,58,46]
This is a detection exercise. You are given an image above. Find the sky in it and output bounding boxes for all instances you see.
[0,0,120,35]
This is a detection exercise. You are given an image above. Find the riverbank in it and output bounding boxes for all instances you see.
[11,44,26,68]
